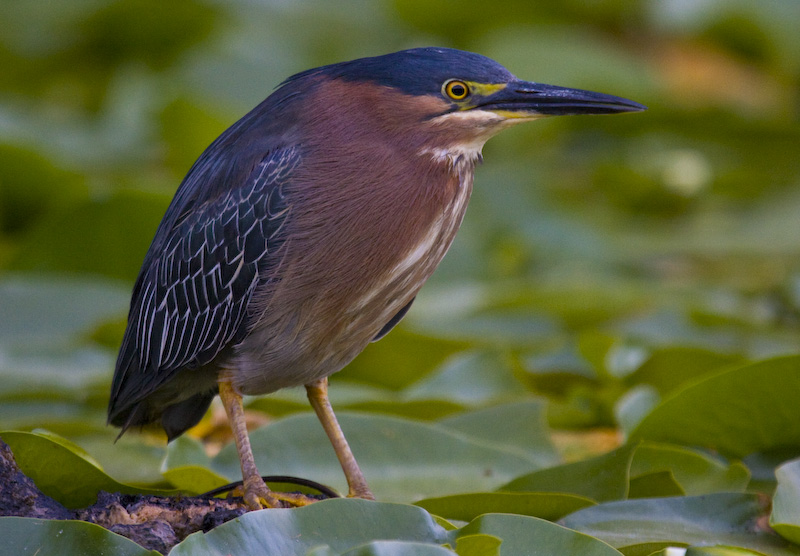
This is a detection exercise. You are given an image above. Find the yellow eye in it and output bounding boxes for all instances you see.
[444,80,469,100]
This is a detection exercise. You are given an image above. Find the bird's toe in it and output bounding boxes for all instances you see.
[241,476,280,510]
[347,486,375,500]
[273,492,323,507]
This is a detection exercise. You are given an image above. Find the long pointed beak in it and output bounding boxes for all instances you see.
[478,80,646,116]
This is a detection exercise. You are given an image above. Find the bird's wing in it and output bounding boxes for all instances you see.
[373,297,415,341]
[109,146,298,417]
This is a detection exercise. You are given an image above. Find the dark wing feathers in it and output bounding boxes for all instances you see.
[108,147,298,423]
[373,297,415,341]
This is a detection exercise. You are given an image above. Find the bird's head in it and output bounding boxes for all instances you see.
[284,47,645,165]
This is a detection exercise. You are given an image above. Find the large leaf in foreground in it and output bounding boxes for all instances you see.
[0,517,158,556]
[1,430,173,508]
[630,356,800,458]
[562,493,800,556]
[171,499,449,555]
[1,501,620,556]
[211,413,541,503]
[171,499,622,556]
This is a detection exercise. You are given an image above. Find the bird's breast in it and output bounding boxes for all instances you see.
[341,167,473,344]
[232,110,477,393]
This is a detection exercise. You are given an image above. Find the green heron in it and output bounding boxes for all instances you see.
[108,47,644,509]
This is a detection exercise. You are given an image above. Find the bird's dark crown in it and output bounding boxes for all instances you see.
[282,47,515,96]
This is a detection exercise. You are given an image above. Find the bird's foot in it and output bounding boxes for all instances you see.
[347,485,375,500]
[237,477,324,509]
[241,476,280,510]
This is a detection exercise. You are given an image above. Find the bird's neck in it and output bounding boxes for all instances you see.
[417,142,484,172]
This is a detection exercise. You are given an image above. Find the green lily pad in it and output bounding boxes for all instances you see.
[171,498,622,556]
[340,400,466,421]
[0,344,113,398]
[210,413,540,503]
[437,399,558,466]
[171,499,449,555]
[630,356,800,458]
[414,491,595,522]
[562,493,800,555]
[631,443,750,496]
[0,517,158,556]
[499,442,638,502]
[340,327,469,389]
[453,534,501,556]
[770,458,800,544]
[162,465,229,495]
[403,350,527,405]
[615,384,660,434]
[9,190,169,282]
[338,541,457,555]
[686,546,770,556]
[248,382,466,421]
[452,513,623,556]
[161,435,210,469]
[628,470,685,498]
[0,274,129,347]
[1,430,173,508]
[628,347,744,395]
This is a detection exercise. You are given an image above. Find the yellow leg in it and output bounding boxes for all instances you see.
[218,380,279,509]
[306,378,374,500]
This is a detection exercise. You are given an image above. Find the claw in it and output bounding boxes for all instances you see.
[234,478,322,509]
[242,476,279,509]
[347,486,375,500]
[273,491,321,507]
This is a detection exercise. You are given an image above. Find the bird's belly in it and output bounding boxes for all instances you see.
[232,177,472,395]
[232,238,451,395]
[235,241,451,394]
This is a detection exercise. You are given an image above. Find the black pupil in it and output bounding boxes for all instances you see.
[451,83,466,97]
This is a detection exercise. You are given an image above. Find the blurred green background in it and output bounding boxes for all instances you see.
[1,0,799,484]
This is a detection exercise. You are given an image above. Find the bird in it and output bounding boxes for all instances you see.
[108,47,645,509]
